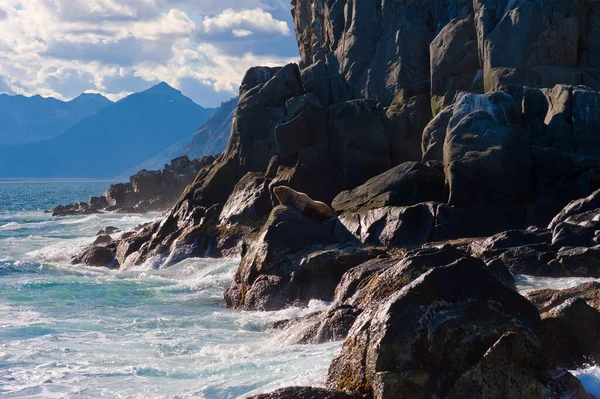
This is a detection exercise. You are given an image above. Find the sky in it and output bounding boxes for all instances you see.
[0,0,300,107]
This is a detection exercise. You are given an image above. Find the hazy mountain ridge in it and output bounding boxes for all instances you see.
[0,83,216,178]
[0,92,113,145]
[125,97,237,176]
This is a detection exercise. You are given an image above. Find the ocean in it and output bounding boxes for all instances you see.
[0,180,338,398]
[0,180,599,398]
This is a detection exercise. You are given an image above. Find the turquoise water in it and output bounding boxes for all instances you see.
[0,181,339,398]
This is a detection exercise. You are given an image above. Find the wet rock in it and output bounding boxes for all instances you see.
[536,298,600,369]
[224,205,384,311]
[272,305,362,345]
[550,189,600,230]
[96,226,120,236]
[527,282,600,313]
[445,331,594,399]
[93,235,113,246]
[551,223,596,250]
[545,246,600,278]
[72,246,117,268]
[327,259,543,398]
[248,387,367,399]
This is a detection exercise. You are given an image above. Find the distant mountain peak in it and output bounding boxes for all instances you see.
[145,82,182,96]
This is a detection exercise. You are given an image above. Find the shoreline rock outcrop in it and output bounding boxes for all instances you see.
[52,155,214,216]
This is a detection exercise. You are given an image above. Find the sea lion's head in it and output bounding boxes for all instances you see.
[273,186,292,205]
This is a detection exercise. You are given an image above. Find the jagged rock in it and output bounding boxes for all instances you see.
[93,235,113,246]
[551,222,597,250]
[545,246,600,278]
[218,172,272,227]
[72,246,117,268]
[53,155,210,216]
[332,161,444,214]
[338,203,437,249]
[96,226,120,236]
[332,257,398,305]
[326,259,573,399]
[445,331,594,399]
[248,387,367,399]
[275,100,327,165]
[550,189,600,230]
[270,147,347,205]
[536,298,600,369]
[527,282,600,313]
[224,205,384,311]
[89,196,108,209]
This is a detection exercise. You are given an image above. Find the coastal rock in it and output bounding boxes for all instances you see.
[527,282,600,313]
[328,100,391,189]
[384,94,432,165]
[338,203,437,249]
[332,161,444,214]
[445,331,594,399]
[536,298,600,369]
[53,155,213,216]
[444,92,533,207]
[248,387,367,399]
[272,305,362,345]
[71,246,117,268]
[224,205,384,311]
[326,259,576,399]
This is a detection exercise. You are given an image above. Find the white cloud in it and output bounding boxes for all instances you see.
[202,8,291,36]
[233,29,253,37]
[0,0,298,106]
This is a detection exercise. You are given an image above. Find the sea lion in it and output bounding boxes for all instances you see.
[272,186,334,221]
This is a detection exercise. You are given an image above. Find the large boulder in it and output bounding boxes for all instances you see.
[444,92,533,207]
[332,161,444,214]
[224,205,384,311]
[326,258,591,399]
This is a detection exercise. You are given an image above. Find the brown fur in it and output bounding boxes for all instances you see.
[273,186,334,221]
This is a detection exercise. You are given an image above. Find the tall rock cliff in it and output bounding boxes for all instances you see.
[107,0,600,273]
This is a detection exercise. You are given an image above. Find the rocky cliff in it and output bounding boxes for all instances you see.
[75,1,600,397]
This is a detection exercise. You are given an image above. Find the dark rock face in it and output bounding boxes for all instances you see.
[71,246,117,268]
[53,155,214,216]
[247,387,367,399]
[326,259,588,399]
[527,282,600,369]
[292,0,600,109]
[224,205,384,311]
[536,298,600,370]
[444,92,533,207]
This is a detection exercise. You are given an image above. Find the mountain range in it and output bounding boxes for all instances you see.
[0,83,223,178]
[0,92,113,145]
